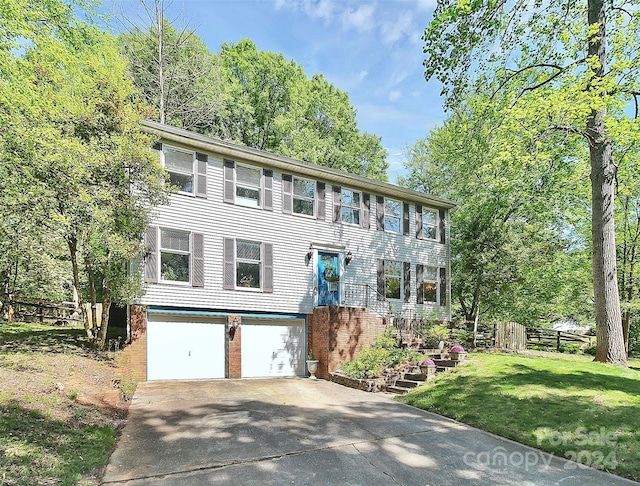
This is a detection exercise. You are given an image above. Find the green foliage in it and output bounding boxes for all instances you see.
[339,329,421,379]
[584,344,598,356]
[423,323,450,346]
[0,0,169,348]
[118,20,389,180]
[558,343,582,354]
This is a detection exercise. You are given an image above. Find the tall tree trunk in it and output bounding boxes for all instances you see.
[97,284,111,351]
[588,0,626,365]
[85,256,99,347]
[67,235,92,339]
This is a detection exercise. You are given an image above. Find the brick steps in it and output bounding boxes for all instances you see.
[385,358,465,395]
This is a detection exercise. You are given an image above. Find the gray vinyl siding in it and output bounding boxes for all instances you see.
[141,150,452,320]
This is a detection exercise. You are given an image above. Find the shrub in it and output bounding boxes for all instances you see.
[340,347,388,379]
[583,344,597,356]
[450,345,465,353]
[559,343,581,354]
[424,324,449,347]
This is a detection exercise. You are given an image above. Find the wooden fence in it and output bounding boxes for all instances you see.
[390,316,593,352]
[526,327,594,351]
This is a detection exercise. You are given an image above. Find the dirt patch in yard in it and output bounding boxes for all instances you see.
[0,323,129,485]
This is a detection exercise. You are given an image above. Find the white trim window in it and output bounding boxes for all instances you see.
[159,229,191,283]
[236,240,262,289]
[385,260,402,300]
[341,188,361,225]
[422,266,439,303]
[423,208,439,241]
[236,164,262,207]
[293,177,315,216]
[163,146,194,194]
[384,199,402,234]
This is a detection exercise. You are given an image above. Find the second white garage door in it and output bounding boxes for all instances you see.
[241,319,305,378]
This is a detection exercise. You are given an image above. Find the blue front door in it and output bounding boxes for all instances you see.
[318,252,339,306]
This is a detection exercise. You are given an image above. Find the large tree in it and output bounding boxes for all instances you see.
[422,0,640,364]
[0,0,168,348]
[401,100,592,327]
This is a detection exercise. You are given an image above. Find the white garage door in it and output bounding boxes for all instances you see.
[147,314,225,380]
[241,319,305,378]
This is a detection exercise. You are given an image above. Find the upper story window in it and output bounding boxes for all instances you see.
[159,228,191,283]
[236,240,262,289]
[164,146,194,194]
[341,189,361,225]
[157,143,207,198]
[423,209,438,241]
[384,260,402,300]
[377,196,409,235]
[236,165,262,207]
[293,177,316,216]
[384,199,402,233]
[224,160,272,210]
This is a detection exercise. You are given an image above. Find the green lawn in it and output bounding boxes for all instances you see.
[399,351,640,482]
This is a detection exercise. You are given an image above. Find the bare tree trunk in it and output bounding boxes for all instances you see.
[156,0,165,124]
[67,235,92,339]
[588,0,626,365]
[97,284,111,351]
[85,257,99,347]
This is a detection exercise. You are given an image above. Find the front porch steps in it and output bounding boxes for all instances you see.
[386,357,464,395]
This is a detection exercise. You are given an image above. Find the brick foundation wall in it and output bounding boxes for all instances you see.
[308,307,386,379]
[118,304,147,381]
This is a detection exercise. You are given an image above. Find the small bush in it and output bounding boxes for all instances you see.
[559,343,581,354]
[424,324,450,347]
[583,344,597,356]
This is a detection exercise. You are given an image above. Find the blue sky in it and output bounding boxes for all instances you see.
[104,0,445,182]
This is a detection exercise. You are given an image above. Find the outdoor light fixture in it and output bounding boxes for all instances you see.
[231,317,240,330]
[345,250,353,266]
[306,244,314,261]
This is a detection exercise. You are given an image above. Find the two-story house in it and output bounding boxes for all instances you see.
[123,120,455,381]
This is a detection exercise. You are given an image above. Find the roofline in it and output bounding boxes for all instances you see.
[141,120,457,209]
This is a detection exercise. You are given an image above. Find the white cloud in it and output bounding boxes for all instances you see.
[388,90,402,101]
[343,4,375,32]
[379,10,415,46]
[415,0,438,11]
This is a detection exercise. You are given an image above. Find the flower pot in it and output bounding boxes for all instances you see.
[450,351,467,361]
[306,359,319,379]
[419,365,436,376]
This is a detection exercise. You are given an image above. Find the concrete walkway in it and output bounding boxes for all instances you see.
[103,379,637,485]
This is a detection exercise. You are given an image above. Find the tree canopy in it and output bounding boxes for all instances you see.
[421,0,640,363]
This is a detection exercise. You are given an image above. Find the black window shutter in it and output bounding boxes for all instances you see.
[440,267,447,306]
[376,196,384,231]
[439,209,446,244]
[282,174,293,214]
[332,185,341,223]
[416,264,424,304]
[152,142,162,151]
[192,233,204,287]
[362,192,370,229]
[263,243,273,293]
[264,170,273,210]
[195,153,207,198]
[403,203,410,236]
[317,182,325,220]
[144,226,158,283]
[403,261,411,302]
[377,259,385,301]
[415,204,423,239]
[223,237,235,290]
[223,159,235,204]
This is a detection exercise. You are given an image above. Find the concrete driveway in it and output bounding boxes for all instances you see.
[103,379,637,485]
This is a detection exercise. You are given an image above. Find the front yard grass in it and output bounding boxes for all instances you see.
[398,351,640,482]
[0,322,124,485]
